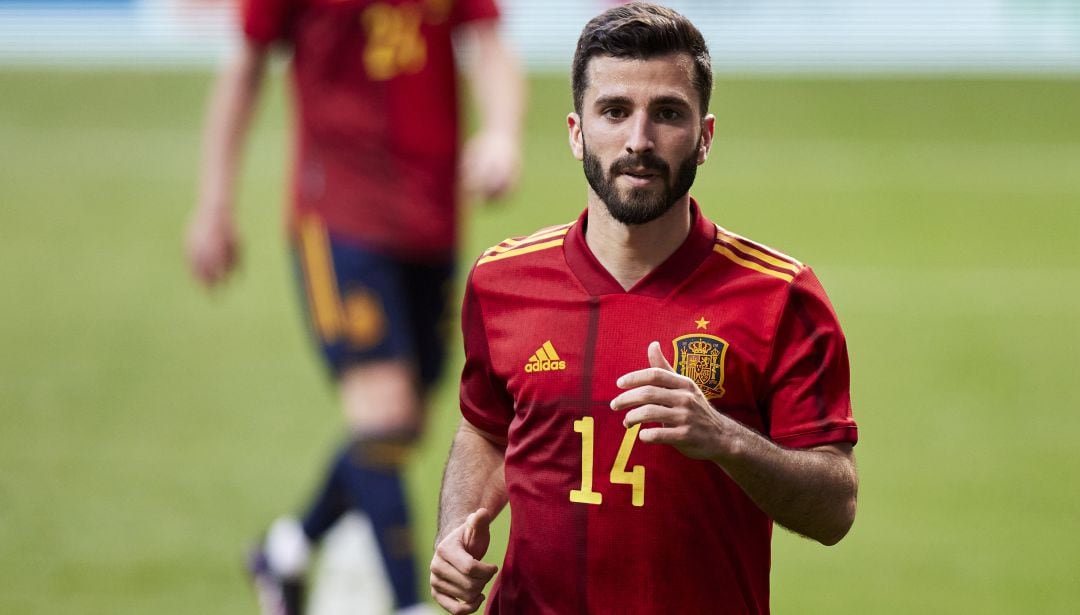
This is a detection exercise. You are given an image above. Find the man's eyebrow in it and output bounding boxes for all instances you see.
[592,95,633,107]
[651,95,692,108]
[592,94,692,109]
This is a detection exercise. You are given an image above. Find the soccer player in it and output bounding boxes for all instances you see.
[429,3,858,613]
[185,1,523,614]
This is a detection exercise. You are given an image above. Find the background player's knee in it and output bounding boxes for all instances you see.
[339,359,423,435]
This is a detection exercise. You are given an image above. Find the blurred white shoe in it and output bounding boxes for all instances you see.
[308,512,393,615]
[265,517,312,578]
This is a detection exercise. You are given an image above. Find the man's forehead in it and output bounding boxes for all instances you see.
[583,52,697,105]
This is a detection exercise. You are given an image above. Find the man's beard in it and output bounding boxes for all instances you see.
[583,144,699,226]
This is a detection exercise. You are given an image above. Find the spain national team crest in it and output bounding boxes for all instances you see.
[672,334,729,400]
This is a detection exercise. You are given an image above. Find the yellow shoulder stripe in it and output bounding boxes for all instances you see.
[712,243,795,283]
[483,226,571,256]
[715,227,802,274]
[478,238,564,266]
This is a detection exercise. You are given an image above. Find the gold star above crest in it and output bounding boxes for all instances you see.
[695,316,710,330]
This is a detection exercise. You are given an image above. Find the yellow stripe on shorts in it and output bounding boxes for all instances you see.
[298,217,344,341]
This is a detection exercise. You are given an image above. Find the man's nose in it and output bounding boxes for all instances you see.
[625,113,655,154]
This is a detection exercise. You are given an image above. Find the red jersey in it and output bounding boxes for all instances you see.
[241,0,500,259]
[460,200,858,614]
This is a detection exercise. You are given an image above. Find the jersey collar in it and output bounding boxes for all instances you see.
[563,198,716,298]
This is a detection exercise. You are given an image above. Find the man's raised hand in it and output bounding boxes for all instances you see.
[430,508,498,614]
[611,341,742,462]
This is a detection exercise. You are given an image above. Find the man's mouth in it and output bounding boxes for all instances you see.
[619,168,661,185]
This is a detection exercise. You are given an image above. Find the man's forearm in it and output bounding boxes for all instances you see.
[717,430,858,546]
[612,344,858,546]
[197,41,267,212]
[462,22,523,139]
[436,421,508,544]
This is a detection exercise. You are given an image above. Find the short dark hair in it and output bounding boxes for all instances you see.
[572,2,713,115]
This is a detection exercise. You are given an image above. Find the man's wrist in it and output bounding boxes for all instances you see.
[711,419,761,468]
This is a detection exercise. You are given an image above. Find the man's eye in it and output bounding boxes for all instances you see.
[658,108,681,121]
[603,108,627,119]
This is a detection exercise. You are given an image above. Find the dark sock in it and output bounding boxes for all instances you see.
[299,445,353,543]
[309,436,419,608]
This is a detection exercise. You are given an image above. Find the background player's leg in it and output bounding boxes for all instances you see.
[298,447,352,542]
[323,259,454,612]
[335,360,424,611]
[273,222,446,612]
[273,366,423,612]
[298,360,417,546]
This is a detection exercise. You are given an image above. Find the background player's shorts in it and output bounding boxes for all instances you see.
[291,216,454,388]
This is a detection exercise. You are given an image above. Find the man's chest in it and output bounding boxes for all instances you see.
[484,291,777,423]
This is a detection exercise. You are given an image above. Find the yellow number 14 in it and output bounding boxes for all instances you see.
[569,417,645,507]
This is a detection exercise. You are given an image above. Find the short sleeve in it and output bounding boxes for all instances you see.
[459,269,514,438]
[239,0,294,44]
[450,0,500,27]
[765,267,858,449]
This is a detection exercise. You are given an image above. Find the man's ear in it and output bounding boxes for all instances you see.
[697,114,716,165]
[568,112,584,161]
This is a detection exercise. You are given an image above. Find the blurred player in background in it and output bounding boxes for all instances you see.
[429,3,857,613]
[185,0,523,613]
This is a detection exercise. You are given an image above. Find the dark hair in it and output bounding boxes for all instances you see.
[572,2,713,115]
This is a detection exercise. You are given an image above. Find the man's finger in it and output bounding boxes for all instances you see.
[461,512,476,547]
[648,340,675,372]
[622,404,680,429]
[430,568,488,601]
[438,541,498,580]
[610,385,682,412]
[467,508,493,534]
[430,572,471,599]
[432,589,482,615]
[463,507,493,557]
[616,366,688,391]
[636,425,683,445]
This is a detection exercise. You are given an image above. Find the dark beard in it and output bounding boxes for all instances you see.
[583,145,699,225]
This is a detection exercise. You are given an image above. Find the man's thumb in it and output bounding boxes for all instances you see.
[462,508,493,557]
[648,341,675,372]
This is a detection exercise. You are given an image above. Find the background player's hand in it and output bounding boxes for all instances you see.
[430,508,498,614]
[461,130,520,204]
[185,204,239,289]
[611,341,744,462]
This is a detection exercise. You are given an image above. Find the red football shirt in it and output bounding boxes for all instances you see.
[240,0,500,259]
[460,200,858,614]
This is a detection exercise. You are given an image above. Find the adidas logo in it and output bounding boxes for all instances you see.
[525,340,567,373]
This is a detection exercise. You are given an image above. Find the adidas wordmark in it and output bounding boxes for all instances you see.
[525,340,567,373]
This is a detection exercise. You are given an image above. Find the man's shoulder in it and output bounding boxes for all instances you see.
[465,221,575,298]
[471,221,575,270]
[708,223,807,286]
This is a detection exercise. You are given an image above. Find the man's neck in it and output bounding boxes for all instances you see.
[584,192,694,291]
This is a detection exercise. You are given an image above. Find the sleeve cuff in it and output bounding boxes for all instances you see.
[461,405,510,441]
[773,425,858,450]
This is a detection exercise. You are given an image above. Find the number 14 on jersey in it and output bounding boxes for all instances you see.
[570,417,645,507]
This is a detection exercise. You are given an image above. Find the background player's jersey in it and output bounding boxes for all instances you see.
[460,200,858,614]
[241,0,500,259]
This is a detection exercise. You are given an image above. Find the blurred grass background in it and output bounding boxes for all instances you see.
[1,70,1078,613]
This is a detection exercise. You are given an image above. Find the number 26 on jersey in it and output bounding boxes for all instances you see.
[570,417,645,507]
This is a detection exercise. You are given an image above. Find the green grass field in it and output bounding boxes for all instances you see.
[1,70,1079,613]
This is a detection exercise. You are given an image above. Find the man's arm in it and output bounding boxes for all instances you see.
[185,39,269,288]
[613,342,858,546]
[456,19,525,202]
[430,419,508,614]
